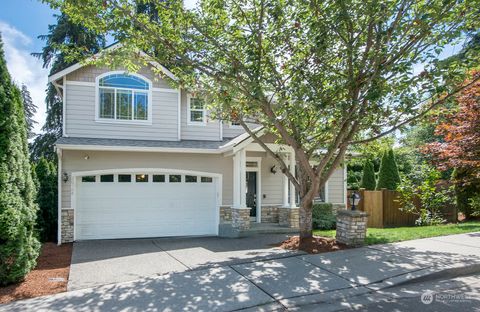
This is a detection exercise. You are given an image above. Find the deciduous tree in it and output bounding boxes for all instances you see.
[425,71,480,182]
[45,0,480,239]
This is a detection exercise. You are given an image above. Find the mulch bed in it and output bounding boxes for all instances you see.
[277,236,350,254]
[0,242,72,304]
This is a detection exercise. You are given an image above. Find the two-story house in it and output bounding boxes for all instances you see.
[49,49,347,243]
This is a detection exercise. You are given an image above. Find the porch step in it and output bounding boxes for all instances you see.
[245,223,299,236]
[218,223,298,238]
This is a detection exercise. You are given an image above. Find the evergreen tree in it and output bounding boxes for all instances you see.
[376,149,401,190]
[30,13,105,161]
[0,35,40,285]
[20,84,37,139]
[360,160,376,190]
[35,158,58,242]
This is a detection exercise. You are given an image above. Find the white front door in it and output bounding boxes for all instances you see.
[75,171,218,240]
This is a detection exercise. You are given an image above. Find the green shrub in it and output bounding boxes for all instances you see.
[312,203,336,230]
[376,148,401,190]
[360,160,376,190]
[452,168,480,219]
[397,163,450,226]
[468,194,480,217]
[35,158,58,242]
[0,35,40,285]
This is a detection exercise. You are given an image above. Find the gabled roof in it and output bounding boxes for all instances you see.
[48,42,177,83]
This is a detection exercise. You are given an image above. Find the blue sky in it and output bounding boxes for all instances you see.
[0,0,58,134]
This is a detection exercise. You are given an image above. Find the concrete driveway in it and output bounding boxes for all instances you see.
[68,234,303,290]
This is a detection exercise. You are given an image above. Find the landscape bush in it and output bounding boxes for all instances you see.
[312,203,336,230]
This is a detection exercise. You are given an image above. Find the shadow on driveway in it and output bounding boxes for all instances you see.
[68,234,303,290]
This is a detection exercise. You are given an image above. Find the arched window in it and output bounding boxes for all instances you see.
[97,72,151,122]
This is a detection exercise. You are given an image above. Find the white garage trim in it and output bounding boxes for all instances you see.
[71,168,222,241]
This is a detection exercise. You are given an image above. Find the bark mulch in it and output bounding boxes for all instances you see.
[0,242,72,304]
[277,235,350,254]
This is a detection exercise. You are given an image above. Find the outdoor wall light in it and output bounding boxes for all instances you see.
[84,154,90,160]
[270,165,277,174]
[349,192,361,211]
[62,172,69,183]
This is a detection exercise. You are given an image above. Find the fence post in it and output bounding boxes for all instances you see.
[358,188,365,211]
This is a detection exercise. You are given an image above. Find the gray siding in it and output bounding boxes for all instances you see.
[328,167,346,204]
[61,150,287,208]
[65,84,178,141]
[66,65,173,89]
[180,91,221,141]
[222,122,259,139]
[260,155,284,205]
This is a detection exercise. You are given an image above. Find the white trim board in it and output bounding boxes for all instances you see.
[66,80,178,94]
[94,71,153,125]
[48,43,178,83]
[246,157,262,223]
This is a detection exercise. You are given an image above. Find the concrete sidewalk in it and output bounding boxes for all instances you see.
[2,232,479,312]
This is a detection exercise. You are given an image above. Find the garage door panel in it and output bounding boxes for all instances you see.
[75,173,218,240]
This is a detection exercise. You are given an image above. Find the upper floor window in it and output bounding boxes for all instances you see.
[187,96,206,125]
[97,72,151,123]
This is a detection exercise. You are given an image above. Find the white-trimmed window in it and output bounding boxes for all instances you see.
[96,72,152,123]
[187,95,206,125]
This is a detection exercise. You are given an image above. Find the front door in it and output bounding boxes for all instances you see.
[246,171,257,218]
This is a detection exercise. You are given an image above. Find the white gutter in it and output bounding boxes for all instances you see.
[55,143,230,154]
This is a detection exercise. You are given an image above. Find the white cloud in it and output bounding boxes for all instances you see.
[0,21,49,135]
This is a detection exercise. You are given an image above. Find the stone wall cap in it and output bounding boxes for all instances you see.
[231,207,252,210]
[337,209,369,217]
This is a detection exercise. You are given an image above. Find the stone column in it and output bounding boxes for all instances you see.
[278,207,299,228]
[336,210,368,246]
[61,209,74,243]
[231,207,251,230]
[278,151,299,228]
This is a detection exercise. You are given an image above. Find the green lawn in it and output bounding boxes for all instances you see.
[313,221,480,245]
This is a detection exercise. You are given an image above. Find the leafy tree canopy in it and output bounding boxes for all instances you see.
[44,0,480,238]
[425,71,480,184]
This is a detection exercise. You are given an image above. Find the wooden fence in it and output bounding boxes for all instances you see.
[347,189,416,228]
[347,189,457,228]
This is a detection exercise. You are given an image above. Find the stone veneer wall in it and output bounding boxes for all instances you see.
[335,210,368,246]
[220,206,232,223]
[278,208,299,228]
[61,209,74,243]
[332,203,347,215]
[231,208,251,230]
[260,206,280,223]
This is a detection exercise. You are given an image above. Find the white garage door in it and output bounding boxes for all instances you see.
[75,171,218,240]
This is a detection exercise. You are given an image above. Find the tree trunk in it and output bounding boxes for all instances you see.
[299,193,314,240]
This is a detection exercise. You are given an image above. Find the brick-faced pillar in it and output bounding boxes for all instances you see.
[231,208,251,230]
[336,210,368,246]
